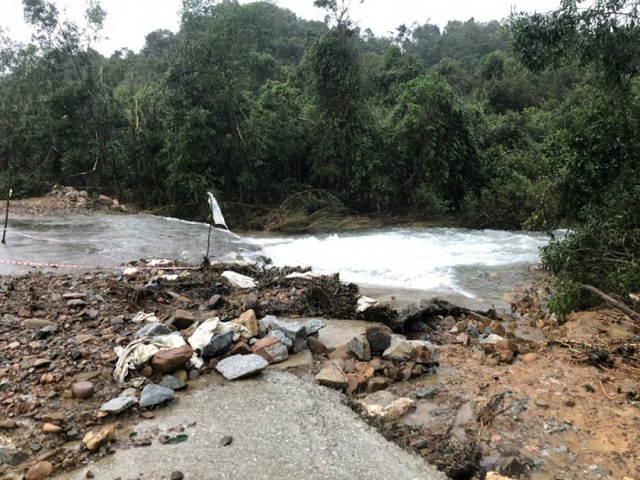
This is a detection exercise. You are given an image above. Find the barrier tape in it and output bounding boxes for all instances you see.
[10,230,66,243]
[0,258,200,271]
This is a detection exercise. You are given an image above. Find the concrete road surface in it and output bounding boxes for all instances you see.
[59,371,445,480]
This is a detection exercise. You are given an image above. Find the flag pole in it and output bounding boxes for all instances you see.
[2,167,12,244]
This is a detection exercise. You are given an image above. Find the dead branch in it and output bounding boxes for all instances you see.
[580,284,640,323]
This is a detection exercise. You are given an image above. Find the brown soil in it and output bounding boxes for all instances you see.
[7,188,133,217]
[351,289,640,480]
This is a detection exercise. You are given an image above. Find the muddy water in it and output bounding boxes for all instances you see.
[0,214,260,275]
[1,214,549,307]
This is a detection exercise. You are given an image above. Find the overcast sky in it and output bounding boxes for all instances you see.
[2,0,561,55]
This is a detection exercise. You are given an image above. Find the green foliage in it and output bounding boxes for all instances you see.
[387,74,483,216]
[547,278,581,319]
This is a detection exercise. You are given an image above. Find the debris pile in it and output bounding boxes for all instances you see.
[0,262,357,478]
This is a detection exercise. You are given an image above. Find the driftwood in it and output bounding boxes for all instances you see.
[580,283,640,323]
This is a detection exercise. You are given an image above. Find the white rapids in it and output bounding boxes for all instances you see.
[249,228,550,298]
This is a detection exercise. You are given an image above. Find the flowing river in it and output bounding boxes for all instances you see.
[0,214,550,304]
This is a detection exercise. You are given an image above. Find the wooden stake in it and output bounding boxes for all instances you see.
[2,168,12,244]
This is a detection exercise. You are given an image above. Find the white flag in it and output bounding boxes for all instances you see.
[207,192,228,229]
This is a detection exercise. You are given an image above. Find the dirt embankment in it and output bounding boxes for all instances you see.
[7,187,132,217]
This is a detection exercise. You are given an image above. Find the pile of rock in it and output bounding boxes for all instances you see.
[314,325,439,396]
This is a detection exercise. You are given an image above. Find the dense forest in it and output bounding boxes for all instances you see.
[0,0,638,310]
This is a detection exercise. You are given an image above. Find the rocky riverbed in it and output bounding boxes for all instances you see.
[0,192,639,480]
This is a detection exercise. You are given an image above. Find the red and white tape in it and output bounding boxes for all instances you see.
[8,230,66,243]
[0,258,199,271]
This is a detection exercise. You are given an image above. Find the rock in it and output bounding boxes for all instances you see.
[1,313,19,325]
[382,336,414,362]
[76,370,101,382]
[348,335,372,361]
[369,358,385,371]
[159,375,187,391]
[151,344,194,373]
[272,319,306,340]
[83,424,116,451]
[220,436,233,446]
[174,370,189,383]
[0,419,17,430]
[34,325,58,340]
[521,352,539,364]
[259,315,277,336]
[32,358,51,368]
[170,472,184,480]
[355,361,374,378]
[20,319,56,329]
[292,337,307,353]
[307,337,329,355]
[346,374,367,394]
[136,323,171,338]
[72,381,95,399]
[361,393,416,421]
[496,339,518,353]
[486,473,512,480]
[499,456,529,478]
[215,354,269,380]
[365,326,393,352]
[252,336,280,360]
[42,423,62,433]
[489,321,506,337]
[366,377,390,393]
[267,330,293,350]
[0,448,28,466]
[499,350,514,363]
[244,293,259,311]
[67,299,86,308]
[208,294,222,309]
[534,398,549,408]
[264,342,288,364]
[223,342,253,358]
[173,310,195,330]
[232,309,259,337]
[413,386,439,399]
[303,318,326,336]
[25,461,53,480]
[202,331,234,359]
[100,396,138,414]
[315,362,348,390]
[140,384,176,408]
[410,344,436,364]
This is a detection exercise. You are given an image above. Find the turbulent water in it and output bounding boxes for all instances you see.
[249,228,550,299]
[1,214,549,301]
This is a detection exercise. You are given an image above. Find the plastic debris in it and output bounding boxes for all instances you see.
[113,333,186,387]
[285,272,319,280]
[131,311,160,324]
[222,271,257,289]
[356,295,379,313]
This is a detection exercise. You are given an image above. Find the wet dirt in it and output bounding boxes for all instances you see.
[352,287,640,480]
